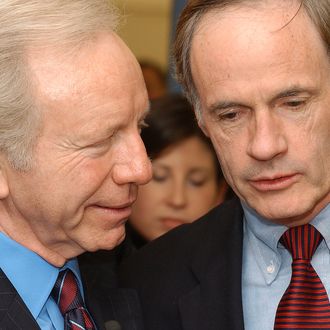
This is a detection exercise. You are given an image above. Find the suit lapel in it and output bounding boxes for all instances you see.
[179,199,245,330]
[0,270,40,329]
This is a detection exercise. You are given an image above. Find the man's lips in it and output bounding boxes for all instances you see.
[95,198,136,210]
[89,201,135,223]
[248,173,300,192]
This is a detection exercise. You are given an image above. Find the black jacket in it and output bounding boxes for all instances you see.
[119,198,245,330]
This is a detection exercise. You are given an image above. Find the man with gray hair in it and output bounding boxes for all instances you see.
[120,0,330,329]
[0,1,151,329]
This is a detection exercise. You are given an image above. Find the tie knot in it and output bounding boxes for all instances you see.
[280,224,322,260]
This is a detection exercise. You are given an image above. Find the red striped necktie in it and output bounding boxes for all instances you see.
[51,269,96,330]
[274,224,330,329]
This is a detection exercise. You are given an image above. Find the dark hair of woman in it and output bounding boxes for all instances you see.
[142,93,225,183]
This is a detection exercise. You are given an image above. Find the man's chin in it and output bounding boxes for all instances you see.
[251,203,316,227]
[93,228,126,252]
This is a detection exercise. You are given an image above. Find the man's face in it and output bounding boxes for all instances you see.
[2,32,152,264]
[191,3,330,226]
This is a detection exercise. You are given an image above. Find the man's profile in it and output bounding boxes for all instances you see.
[0,1,151,329]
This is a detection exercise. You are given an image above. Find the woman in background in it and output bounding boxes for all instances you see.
[128,94,234,248]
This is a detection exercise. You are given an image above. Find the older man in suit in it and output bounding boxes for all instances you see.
[120,0,330,329]
[0,1,151,329]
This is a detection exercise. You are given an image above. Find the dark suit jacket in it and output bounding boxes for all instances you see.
[0,245,143,330]
[119,198,245,330]
[80,248,144,330]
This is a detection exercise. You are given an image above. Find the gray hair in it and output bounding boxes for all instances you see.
[174,0,330,119]
[0,0,120,170]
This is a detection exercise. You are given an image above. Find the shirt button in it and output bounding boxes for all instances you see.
[267,265,275,273]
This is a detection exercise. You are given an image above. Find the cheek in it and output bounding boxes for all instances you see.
[76,157,111,184]
[130,184,159,224]
[209,129,243,164]
[303,131,330,186]
[216,149,242,188]
[129,194,160,241]
[130,200,151,223]
[187,185,220,214]
[309,115,330,156]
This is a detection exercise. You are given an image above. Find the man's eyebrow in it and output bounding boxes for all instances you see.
[207,87,317,112]
[274,89,305,99]
[271,86,317,102]
[208,100,244,113]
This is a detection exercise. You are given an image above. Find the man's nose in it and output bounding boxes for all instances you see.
[247,110,288,161]
[112,136,152,186]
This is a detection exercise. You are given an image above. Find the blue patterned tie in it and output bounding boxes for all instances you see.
[51,269,96,330]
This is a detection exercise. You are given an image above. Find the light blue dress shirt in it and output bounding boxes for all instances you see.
[0,232,84,330]
[242,202,330,330]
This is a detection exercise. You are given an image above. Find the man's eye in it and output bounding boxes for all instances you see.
[285,100,306,108]
[86,136,113,149]
[223,112,238,120]
[218,111,239,121]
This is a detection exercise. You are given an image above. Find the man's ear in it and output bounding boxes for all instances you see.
[0,155,9,199]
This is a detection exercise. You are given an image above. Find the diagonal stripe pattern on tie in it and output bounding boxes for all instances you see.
[274,224,330,329]
[51,269,96,330]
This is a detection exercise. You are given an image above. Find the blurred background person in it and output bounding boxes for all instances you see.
[127,94,234,248]
[139,60,168,100]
